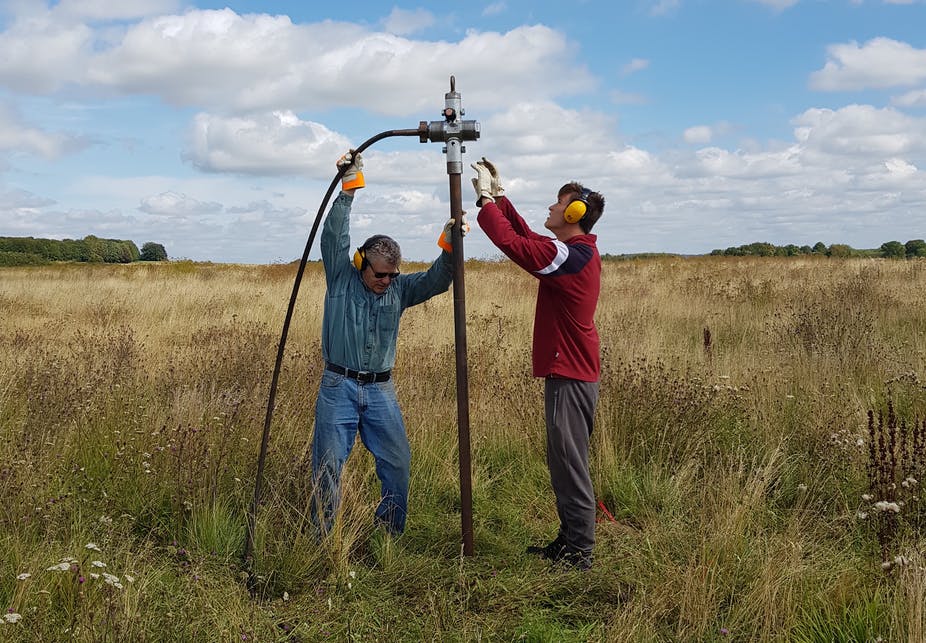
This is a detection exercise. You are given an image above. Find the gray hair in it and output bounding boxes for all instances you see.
[364,235,402,267]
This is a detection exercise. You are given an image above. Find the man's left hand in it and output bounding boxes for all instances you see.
[437,215,470,252]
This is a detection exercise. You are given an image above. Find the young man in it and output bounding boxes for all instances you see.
[473,158,604,570]
[312,151,460,536]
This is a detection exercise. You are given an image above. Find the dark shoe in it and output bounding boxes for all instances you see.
[558,548,593,571]
[526,535,566,561]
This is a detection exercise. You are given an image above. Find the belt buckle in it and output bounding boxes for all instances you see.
[356,370,371,383]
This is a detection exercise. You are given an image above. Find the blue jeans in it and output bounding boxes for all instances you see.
[311,370,411,535]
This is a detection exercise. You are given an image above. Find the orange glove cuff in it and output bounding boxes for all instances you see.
[341,171,365,191]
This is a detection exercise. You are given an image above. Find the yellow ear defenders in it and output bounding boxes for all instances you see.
[563,188,592,224]
[353,234,391,271]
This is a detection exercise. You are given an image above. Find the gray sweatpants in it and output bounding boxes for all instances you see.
[544,377,599,554]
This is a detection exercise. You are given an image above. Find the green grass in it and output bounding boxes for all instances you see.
[2,258,926,641]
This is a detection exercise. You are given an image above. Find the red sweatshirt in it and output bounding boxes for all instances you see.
[477,196,601,382]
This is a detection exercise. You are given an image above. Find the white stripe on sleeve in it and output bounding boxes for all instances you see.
[534,240,569,275]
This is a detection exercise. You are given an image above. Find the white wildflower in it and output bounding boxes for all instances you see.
[99,515,112,525]
[797,484,808,492]
[856,437,865,447]
[16,573,31,581]
[3,613,22,624]
[46,562,71,572]
[85,542,101,552]
[856,511,868,520]
[91,561,106,568]
[786,394,795,399]
[894,555,910,567]
[102,572,122,589]
[874,501,901,513]
[881,560,893,570]
[124,574,135,583]
[862,494,873,501]
[282,591,289,601]
[349,570,356,579]
[90,573,100,580]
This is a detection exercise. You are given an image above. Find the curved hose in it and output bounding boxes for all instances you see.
[242,128,423,582]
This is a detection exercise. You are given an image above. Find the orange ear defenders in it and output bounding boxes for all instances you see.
[353,234,391,271]
[563,188,593,224]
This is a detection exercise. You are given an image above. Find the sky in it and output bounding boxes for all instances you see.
[1,0,925,263]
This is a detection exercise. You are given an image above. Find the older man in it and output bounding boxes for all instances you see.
[311,151,459,536]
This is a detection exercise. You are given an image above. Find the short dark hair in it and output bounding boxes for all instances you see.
[558,182,605,233]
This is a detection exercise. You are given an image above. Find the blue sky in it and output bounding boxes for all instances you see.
[1,0,925,263]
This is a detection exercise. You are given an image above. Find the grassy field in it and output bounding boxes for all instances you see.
[2,256,925,641]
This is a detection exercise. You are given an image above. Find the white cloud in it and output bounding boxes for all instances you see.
[52,0,182,21]
[0,103,86,158]
[792,104,926,158]
[0,9,591,116]
[381,7,435,35]
[892,88,926,107]
[621,58,649,75]
[183,111,351,176]
[684,126,713,144]
[482,3,507,16]
[810,38,926,91]
[139,191,222,217]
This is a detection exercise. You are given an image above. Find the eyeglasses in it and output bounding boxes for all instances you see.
[371,269,400,279]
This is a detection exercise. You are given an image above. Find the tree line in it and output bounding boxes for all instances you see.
[0,236,167,266]
[710,239,926,259]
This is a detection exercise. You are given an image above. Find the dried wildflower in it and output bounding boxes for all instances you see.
[16,573,31,581]
[3,613,22,624]
[85,543,101,552]
[874,501,901,513]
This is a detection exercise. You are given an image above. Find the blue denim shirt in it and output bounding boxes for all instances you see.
[320,192,453,373]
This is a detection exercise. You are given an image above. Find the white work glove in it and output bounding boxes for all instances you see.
[479,157,505,198]
[437,214,470,252]
[337,150,364,191]
[471,161,494,206]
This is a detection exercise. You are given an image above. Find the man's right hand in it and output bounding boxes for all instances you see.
[479,157,505,198]
[337,150,365,191]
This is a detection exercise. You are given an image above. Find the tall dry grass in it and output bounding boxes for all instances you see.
[1,256,925,641]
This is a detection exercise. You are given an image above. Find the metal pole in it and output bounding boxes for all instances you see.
[420,76,478,555]
[448,171,474,556]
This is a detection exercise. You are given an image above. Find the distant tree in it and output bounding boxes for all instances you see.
[83,235,104,262]
[782,244,802,256]
[710,249,724,256]
[140,242,168,261]
[905,239,926,258]
[880,241,906,259]
[812,242,827,254]
[799,245,813,255]
[827,243,853,258]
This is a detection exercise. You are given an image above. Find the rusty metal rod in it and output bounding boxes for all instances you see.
[448,171,474,556]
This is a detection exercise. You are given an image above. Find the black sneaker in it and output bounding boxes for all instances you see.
[558,548,593,571]
[526,535,566,561]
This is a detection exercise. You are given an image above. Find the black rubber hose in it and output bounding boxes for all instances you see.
[242,128,424,584]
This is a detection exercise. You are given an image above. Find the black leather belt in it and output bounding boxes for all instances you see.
[325,362,391,383]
